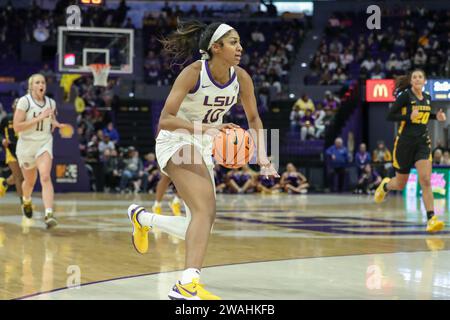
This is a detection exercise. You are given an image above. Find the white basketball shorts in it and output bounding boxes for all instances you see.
[16,137,53,169]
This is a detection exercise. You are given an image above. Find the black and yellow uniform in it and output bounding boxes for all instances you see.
[0,113,18,164]
[387,88,437,174]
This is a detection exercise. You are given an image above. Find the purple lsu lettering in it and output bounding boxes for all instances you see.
[203,96,236,107]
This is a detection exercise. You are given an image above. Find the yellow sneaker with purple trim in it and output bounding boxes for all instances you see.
[127,204,151,254]
[168,278,221,300]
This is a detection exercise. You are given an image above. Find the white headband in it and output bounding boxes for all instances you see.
[199,23,234,60]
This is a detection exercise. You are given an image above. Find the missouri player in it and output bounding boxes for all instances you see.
[374,69,446,233]
[0,99,24,202]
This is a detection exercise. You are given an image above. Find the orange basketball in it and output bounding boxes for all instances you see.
[213,128,255,169]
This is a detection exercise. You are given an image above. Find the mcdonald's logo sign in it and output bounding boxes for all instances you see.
[366,79,395,102]
[373,84,388,97]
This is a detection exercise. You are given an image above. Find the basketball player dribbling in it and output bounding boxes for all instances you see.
[127,21,278,300]
[13,74,69,228]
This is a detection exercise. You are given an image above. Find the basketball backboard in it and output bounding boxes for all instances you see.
[58,27,134,74]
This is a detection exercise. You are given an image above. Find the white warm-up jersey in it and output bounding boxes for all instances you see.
[16,94,56,141]
[177,60,239,124]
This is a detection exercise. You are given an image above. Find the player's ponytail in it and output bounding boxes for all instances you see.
[395,75,410,93]
[160,20,231,65]
[160,20,207,65]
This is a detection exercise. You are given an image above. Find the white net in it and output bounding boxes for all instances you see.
[89,64,110,87]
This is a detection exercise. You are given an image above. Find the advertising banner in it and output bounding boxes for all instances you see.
[366,79,396,102]
[404,168,450,199]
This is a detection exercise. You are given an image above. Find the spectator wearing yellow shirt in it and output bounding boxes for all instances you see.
[292,94,315,118]
[372,140,393,177]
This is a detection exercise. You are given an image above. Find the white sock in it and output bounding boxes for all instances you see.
[23,196,31,203]
[45,208,53,217]
[143,213,188,239]
[180,268,201,285]
[129,204,189,239]
[153,201,161,207]
[172,196,180,204]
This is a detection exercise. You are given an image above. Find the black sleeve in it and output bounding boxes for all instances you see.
[0,118,6,140]
[427,93,437,120]
[386,92,410,122]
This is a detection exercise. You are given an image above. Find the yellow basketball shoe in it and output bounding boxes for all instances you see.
[168,278,221,300]
[0,177,8,197]
[170,199,181,216]
[151,202,162,215]
[426,216,445,233]
[374,177,391,204]
[127,204,151,254]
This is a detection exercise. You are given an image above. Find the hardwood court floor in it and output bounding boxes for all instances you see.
[0,193,449,300]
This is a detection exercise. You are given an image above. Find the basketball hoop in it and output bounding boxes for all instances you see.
[89,63,110,87]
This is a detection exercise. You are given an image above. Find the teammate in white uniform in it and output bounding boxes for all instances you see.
[127,21,278,300]
[13,74,68,228]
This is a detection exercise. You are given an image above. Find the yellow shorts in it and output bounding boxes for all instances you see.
[5,148,17,165]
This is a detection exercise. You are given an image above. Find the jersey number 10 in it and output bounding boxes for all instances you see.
[203,108,226,123]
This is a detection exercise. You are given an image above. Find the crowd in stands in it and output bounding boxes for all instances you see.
[0,0,132,63]
[0,0,128,113]
[325,137,399,194]
[289,91,340,140]
[4,2,450,196]
[212,162,309,195]
[142,5,308,102]
[306,7,450,84]
[0,0,308,115]
[74,95,312,195]
[432,143,450,166]
[78,119,312,196]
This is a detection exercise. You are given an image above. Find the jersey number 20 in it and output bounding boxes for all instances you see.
[412,112,430,124]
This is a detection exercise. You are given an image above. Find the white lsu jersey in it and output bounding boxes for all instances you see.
[176,59,239,125]
[16,94,56,141]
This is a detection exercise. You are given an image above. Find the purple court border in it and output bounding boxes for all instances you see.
[14,249,448,300]
[216,214,450,236]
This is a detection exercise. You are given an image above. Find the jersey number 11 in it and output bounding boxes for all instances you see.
[34,112,45,131]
